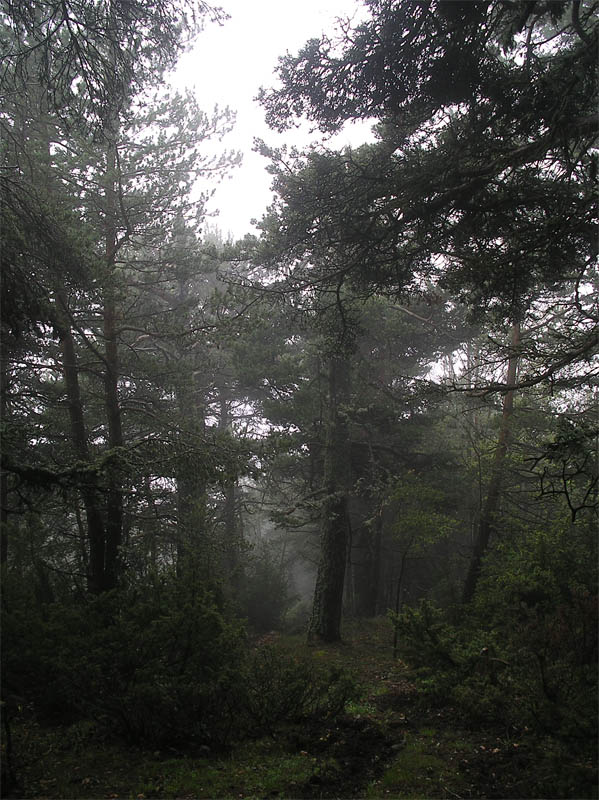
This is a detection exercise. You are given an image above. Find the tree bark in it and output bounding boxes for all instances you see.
[35,75,112,591]
[392,551,408,659]
[219,386,239,594]
[1,362,9,565]
[58,318,107,593]
[309,353,352,642]
[358,512,383,617]
[100,5,124,590]
[102,134,124,590]
[349,496,383,618]
[175,366,207,578]
[462,322,521,604]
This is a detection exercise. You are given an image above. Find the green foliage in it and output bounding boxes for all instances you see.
[393,516,598,743]
[240,542,294,633]
[2,576,246,747]
[2,574,357,751]
[387,471,459,553]
[137,748,318,800]
[233,646,356,738]
[390,600,467,677]
[2,0,216,134]
[367,735,448,799]
[474,517,598,737]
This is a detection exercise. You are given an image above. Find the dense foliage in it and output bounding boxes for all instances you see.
[1,0,597,797]
[2,574,354,751]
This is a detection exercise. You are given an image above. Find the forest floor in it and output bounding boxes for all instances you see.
[5,617,597,800]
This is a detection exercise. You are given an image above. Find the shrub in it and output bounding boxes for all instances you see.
[2,573,357,750]
[392,516,597,743]
[2,575,246,748]
[240,543,294,633]
[230,645,356,737]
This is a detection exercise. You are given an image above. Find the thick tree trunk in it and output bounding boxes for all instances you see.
[462,322,521,604]
[309,354,352,642]
[35,87,112,591]
[0,473,7,567]
[222,484,237,570]
[176,461,207,577]
[392,551,408,659]
[103,274,123,589]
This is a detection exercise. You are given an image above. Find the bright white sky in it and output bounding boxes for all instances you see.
[172,0,374,241]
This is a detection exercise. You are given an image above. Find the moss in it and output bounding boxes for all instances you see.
[137,747,317,798]
[366,734,464,799]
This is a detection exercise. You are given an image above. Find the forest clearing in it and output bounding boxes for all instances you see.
[1,1,597,798]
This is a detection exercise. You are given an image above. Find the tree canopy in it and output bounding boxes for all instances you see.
[1,3,597,796]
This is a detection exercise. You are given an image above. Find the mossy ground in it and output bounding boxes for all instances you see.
[4,617,597,799]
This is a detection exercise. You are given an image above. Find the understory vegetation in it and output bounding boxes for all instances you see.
[3,613,597,799]
[2,512,597,797]
[1,0,597,797]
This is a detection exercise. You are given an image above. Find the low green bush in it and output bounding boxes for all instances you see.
[2,575,246,747]
[239,543,295,633]
[392,516,597,743]
[232,645,356,737]
[2,573,357,750]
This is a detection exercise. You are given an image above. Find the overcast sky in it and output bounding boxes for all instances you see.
[172,0,373,240]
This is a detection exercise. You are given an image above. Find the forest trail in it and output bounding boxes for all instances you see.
[7,617,595,800]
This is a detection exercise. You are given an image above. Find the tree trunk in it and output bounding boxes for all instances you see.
[175,368,207,578]
[219,385,240,593]
[349,496,383,618]
[309,353,352,642]
[462,322,521,604]
[392,551,408,659]
[359,512,383,617]
[58,319,107,593]
[102,165,124,590]
[35,80,113,592]
[0,473,8,567]
[100,9,124,590]
[1,362,9,565]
